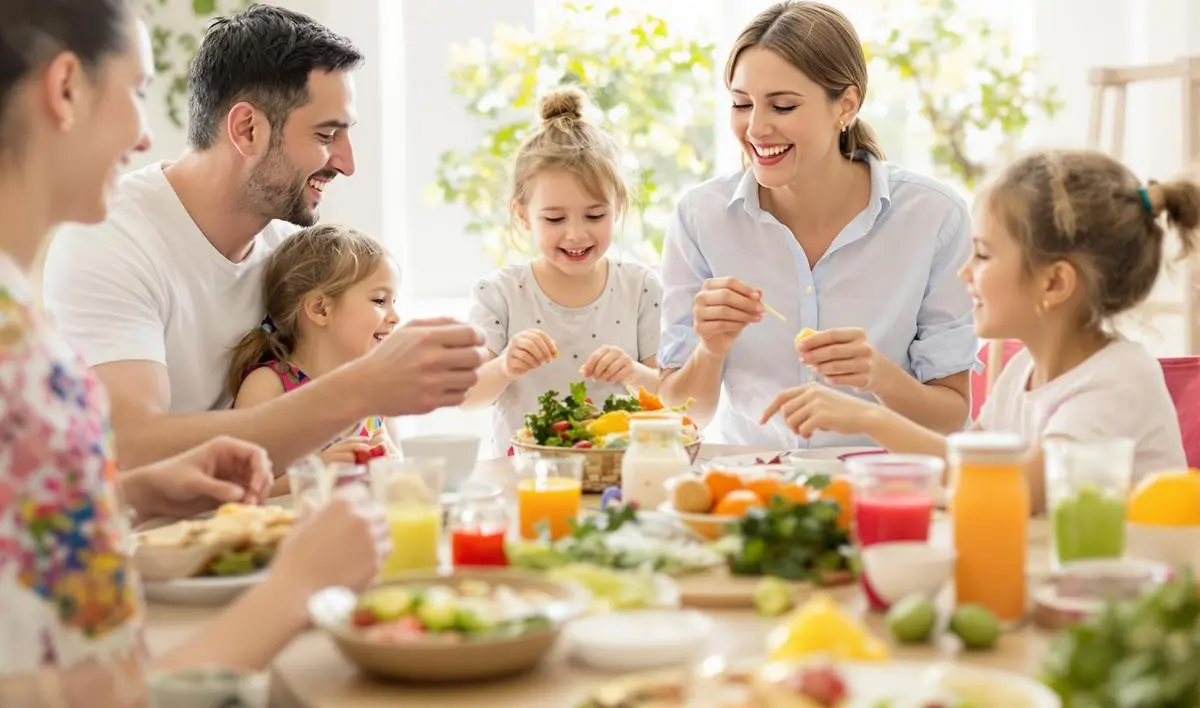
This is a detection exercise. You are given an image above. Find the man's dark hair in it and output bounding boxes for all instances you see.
[0,0,133,151]
[186,3,362,150]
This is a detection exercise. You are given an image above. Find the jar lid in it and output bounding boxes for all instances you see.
[947,431,1024,453]
[629,417,683,433]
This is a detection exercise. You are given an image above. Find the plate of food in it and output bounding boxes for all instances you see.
[511,382,703,492]
[580,658,1060,707]
[308,568,589,682]
[706,447,883,470]
[134,503,296,605]
[506,503,723,578]
[653,469,856,608]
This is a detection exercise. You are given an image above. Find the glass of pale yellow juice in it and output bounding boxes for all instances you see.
[368,457,445,576]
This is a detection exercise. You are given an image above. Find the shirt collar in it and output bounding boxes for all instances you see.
[726,151,893,219]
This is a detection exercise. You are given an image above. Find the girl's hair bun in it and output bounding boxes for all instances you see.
[539,86,586,123]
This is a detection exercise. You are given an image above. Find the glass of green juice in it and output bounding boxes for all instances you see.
[1044,438,1135,571]
[368,457,446,577]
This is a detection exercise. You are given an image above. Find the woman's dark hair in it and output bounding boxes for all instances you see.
[0,0,133,151]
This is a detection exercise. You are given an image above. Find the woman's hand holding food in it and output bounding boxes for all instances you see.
[502,328,558,378]
[795,327,885,392]
[692,277,764,357]
[270,485,391,597]
[120,435,273,520]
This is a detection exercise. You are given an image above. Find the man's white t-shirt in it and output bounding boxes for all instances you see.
[979,339,1186,482]
[468,260,663,456]
[41,161,296,413]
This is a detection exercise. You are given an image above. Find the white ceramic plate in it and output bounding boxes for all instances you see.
[756,659,1061,707]
[142,571,266,606]
[705,446,882,469]
[566,609,714,671]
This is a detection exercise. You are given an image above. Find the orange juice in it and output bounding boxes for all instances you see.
[517,477,581,540]
[949,432,1028,625]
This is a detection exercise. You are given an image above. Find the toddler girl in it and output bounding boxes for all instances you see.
[463,87,664,455]
[228,224,400,467]
[761,149,1193,509]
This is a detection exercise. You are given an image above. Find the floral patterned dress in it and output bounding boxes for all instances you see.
[0,254,142,678]
[252,359,384,442]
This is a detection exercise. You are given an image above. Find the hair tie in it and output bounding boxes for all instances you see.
[1138,186,1154,215]
[260,316,275,335]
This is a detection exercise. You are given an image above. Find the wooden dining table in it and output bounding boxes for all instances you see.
[142,445,1060,707]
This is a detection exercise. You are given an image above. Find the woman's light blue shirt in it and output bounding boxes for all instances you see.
[658,155,979,449]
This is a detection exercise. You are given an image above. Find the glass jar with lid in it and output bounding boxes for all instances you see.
[948,431,1028,626]
[620,415,692,509]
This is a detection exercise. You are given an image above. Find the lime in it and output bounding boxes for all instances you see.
[949,604,1000,650]
[885,595,936,643]
[754,576,794,617]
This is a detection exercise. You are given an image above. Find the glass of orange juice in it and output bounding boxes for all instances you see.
[368,457,445,577]
[515,453,584,541]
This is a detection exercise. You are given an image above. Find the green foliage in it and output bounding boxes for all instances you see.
[431,3,716,265]
[141,0,253,129]
[863,0,1062,190]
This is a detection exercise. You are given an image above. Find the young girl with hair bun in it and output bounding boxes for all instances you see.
[462,87,664,455]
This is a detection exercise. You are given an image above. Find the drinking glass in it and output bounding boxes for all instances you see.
[286,456,366,517]
[514,453,585,540]
[1044,438,1134,571]
[369,456,446,576]
[847,454,943,611]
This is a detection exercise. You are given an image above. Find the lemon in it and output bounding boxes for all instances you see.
[766,593,887,661]
[1127,469,1200,526]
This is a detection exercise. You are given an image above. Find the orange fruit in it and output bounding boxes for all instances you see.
[1127,469,1200,526]
[776,482,811,505]
[818,478,854,530]
[714,489,765,517]
[746,476,785,504]
[702,469,744,505]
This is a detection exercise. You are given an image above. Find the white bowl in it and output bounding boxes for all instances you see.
[565,609,713,671]
[398,435,481,492]
[860,542,955,605]
[1125,522,1200,570]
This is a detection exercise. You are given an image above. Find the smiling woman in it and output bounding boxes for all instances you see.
[656,0,978,449]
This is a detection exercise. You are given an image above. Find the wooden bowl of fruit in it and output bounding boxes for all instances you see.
[307,568,589,683]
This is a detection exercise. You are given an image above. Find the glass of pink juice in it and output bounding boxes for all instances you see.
[848,454,944,612]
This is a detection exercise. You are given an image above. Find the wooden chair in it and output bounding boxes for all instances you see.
[1087,57,1200,356]
[978,57,1200,403]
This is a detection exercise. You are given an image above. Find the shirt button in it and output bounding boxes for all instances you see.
[804,285,814,295]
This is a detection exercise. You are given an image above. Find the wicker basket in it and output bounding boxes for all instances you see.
[510,438,703,493]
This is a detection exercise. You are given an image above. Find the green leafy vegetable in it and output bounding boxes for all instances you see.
[723,497,852,582]
[206,550,259,576]
[521,382,645,446]
[1040,570,1200,707]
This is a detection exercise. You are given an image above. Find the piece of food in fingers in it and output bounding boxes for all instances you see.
[794,328,818,347]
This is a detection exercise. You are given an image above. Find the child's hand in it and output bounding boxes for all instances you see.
[759,383,880,438]
[321,436,373,465]
[503,328,557,378]
[581,345,635,384]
